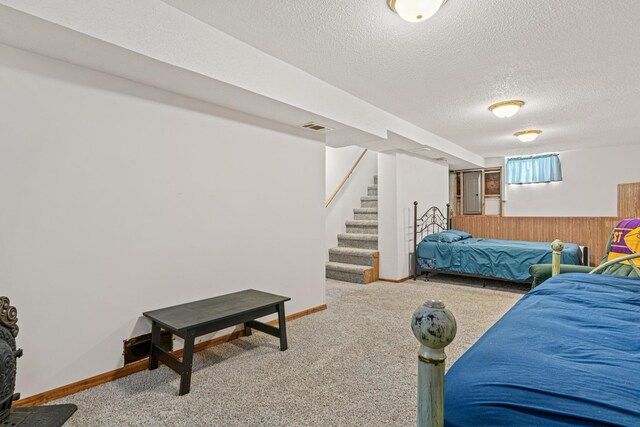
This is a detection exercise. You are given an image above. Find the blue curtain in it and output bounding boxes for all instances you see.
[506,153,562,184]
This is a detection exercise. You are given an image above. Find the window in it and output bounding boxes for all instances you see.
[505,153,562,185]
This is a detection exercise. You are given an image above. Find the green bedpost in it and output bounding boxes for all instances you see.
[411,300,457,427]
[551,239,564,277]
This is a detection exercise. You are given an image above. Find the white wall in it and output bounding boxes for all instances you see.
[325,147,377,259]
[487,144,640,216]
[0,44,326,397]
[0,1,484,167]
[378,153,399,279]
[378,152,449,279]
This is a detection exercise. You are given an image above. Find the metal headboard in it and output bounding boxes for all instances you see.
[413,202,451,279]
[414,204,449,236]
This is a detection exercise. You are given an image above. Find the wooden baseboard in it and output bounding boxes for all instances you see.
[278,304,327,322]
[378,275,413,283]
[14,303,327,408]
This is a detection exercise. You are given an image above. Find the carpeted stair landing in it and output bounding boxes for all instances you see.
[326,175,379,284]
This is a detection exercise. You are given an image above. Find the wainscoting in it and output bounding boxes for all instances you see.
[451,216,622,266]
[618,182,640,218]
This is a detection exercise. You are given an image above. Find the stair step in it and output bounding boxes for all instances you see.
[325,262,375,284]
[354,208,377,214]
[337,233,378,250]
[346,220,377,226]
[326,173,380,284]
[337,233,377,241]
[354,207,378,220]
[329,247,378,256]
[354,213,377,220]
[360,196,378,208]
[326,262,371,273]
[345,219,378,235]
[328,247,378,267]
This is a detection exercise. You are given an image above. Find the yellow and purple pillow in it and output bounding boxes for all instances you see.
[608,219,640,267]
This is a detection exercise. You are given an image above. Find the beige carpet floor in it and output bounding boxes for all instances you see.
[52,276,525,426]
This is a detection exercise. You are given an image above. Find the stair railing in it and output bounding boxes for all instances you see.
[325,149,369,208]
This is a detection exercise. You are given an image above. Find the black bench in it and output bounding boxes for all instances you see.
[143,289,290,395]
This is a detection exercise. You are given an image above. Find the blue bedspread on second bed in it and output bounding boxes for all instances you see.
[445,273,640,426]
[417,238,582,282]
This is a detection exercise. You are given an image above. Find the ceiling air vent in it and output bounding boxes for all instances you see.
[301,122,333,132]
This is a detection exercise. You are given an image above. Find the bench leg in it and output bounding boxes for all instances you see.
[277,303,288,351]
[179,331,196,396]
[244,322,252,336]
[149,321,161,371]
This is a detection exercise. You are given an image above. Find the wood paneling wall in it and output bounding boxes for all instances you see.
[618,182,640,217]
[451,216,622,266]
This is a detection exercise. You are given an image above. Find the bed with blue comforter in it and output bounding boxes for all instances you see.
[444,273,640,426]
[417,233,582,283]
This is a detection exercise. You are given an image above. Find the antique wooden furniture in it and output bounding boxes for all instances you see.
[143,289,290,395]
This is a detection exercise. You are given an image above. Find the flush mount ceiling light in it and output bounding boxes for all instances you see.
[514,130,542,143]
[388,0,448,23]
[488,100,525,118]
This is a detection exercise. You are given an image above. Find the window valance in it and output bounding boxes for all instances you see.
[506,153,562,185]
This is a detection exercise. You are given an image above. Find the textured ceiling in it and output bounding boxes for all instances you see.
[163,0,640,157]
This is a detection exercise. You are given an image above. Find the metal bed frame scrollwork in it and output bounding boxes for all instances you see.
[413,202,450,280]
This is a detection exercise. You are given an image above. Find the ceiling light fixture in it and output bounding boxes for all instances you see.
[388,0,448,23]
[514,130,542,143]
[488,100,525,118]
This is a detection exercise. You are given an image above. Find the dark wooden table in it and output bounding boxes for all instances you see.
[143,289,290,395]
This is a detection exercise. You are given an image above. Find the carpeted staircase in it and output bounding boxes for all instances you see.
[326,175,379,284]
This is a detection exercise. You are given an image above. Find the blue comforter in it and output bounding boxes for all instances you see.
[417,238,582,282]
[445,273,640,426]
